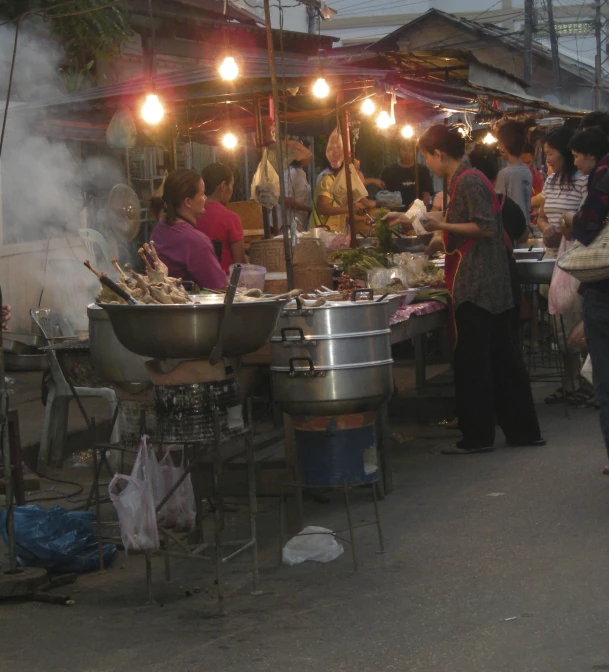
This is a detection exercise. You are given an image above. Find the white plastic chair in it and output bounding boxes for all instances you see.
[31,308,119,474]
[79,228,111,267]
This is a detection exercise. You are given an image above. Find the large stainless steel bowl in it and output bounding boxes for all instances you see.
[516,259,556,284]
[88,304,150,383]
[100,299,286,359]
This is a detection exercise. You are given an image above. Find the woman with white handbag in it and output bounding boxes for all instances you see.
[559,127,609,472]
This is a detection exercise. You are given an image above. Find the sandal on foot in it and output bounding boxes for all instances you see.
[441,445,493,455]
[545,387,568,404]
[506,438,547,447]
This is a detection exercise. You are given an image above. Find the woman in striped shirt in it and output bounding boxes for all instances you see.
[538,127,589,405]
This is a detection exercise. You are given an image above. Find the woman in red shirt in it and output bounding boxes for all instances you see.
[196,163,245,272]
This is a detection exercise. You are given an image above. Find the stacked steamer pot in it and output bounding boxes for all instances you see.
[270,290,393,486]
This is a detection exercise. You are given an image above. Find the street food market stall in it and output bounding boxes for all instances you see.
[0,7,587,607]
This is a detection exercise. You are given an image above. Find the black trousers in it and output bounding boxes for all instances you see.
[454,301,542,450]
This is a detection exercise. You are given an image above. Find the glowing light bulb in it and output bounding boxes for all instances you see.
[361,98,376,115]
[312,77,330,98]
[376,110,393,130]
[222,132,238,150]
[458,127,467,137]
[401,124,414,139]
[483,132,497,145]
[141,93,164,125]
[219,56,239,81]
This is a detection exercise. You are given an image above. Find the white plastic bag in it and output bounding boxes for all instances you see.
[581,354,593,385]
[549,237,581,315]
[159,447,196,532]
[106,108,137,149]
[282,526,344,565]
[405,199,428,235]
[251,148,280,210]
[331,164,368,206]
[325,127,344,170]
[109,437,160,554]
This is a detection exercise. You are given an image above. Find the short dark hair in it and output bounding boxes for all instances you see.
[202,162,234,195]
[468,145,499,182]
[497,120,527,157]
[162,169,202,223]
[397,138,415,152]
[418,124,465,159]
[522,143,536,155]
[568,127,609,161]
[580,110,609,135]
[544,126,577,186]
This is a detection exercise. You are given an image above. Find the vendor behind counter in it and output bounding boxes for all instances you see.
[150,168,226,290]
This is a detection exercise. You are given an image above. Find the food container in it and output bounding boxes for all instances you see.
[230,263,266,290]
[271,326,392,368]
[271,359,394,417]
[512,248,546,261]
[516,259,555,285]
[270,297,393,416]
[367,266,408,291]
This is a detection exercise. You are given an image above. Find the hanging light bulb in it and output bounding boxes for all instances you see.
[376,110,393,130]
[483,132,497,145]
[219,56,239,81]
[457,126,467,138]
[312,77,330,99]
[401,124,414,139]
[222,132,238,150]
[361,98,376,115]
[141,92,164,125]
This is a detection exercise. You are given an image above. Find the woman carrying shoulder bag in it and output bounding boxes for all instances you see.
[560,127,609,472]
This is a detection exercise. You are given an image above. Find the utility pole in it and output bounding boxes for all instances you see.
[524,0,534,86]
[262,0,294,289]
[546,0,561,98]
[595,0,602,109]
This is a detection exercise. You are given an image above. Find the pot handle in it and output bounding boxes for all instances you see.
[288,357,325,378]
[282,296,313,317]
[281,327,316,347]
[351,288,374,302]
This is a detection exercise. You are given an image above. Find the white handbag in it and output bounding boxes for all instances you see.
[557,219,609,282]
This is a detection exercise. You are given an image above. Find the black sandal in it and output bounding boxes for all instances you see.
[441,445,493,455]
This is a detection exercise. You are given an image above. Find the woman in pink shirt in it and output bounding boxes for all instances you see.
[196,163,245,272]
[150,169,226,290]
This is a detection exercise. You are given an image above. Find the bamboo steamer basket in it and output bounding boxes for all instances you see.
[249,239,286,272]
[264,272,288,294]
[293,238,326,267]
[250,238,326,272]
[293,264,333,292]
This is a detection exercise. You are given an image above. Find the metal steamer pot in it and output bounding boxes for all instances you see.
[88,304,151,384]
[270,291,394,416]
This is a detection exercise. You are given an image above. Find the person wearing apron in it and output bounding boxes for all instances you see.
[388,125,543,454]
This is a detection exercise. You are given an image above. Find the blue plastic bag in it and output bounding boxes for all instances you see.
[0,505,117,573]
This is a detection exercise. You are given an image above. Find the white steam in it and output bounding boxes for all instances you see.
[0,21,125,331]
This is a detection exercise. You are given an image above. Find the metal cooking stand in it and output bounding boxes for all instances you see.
[144,397,260,616]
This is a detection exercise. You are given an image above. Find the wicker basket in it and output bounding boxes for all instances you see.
[293,264,334,292]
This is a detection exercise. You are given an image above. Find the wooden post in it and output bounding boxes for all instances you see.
[338,92,357,249]
[263,0,294,288]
